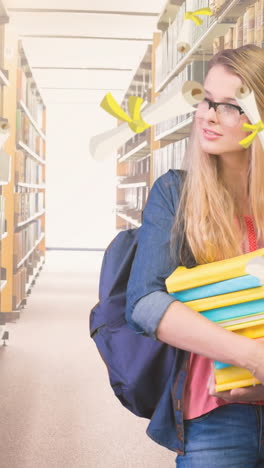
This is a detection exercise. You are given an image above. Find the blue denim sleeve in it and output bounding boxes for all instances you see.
[132,291,177,339]
[126,169,184,337]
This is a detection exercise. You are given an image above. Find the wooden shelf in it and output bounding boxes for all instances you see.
[116,211,141,228]
[18,43,45,107]
[26,256,45,294]
[16,233,45,269]
[0,231,7,241]
[117,181,147,189]
[17,182,46,189]
[156,0,244,92]
[0,68,9,86]
[0,280,7,291]
[16,210,46,229]
[155,115,193,145]
[17,140,46,165]
[18,100,46,141]
[118,141,149,163]
[157,0,183,32]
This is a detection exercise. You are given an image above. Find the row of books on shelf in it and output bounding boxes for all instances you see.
[0,267,6,282]
[15,150,44,185]
[121,44,152,110]
[17,66,45,131]
[213,1,264,53]
[119,129,149,159]
[14,192,45,225]
[122,84,151,115]
[116,206,142,225]
[155,0,215,88]
[17,109,45,157]
[13,220,43,266]
[117,185,149,214]
[13,266,26,309]
[13,249,44,309]
[117,173,150,186]
[0,195,6,238]
[127,156,150,177]
[153,138,188,180]
[155,61,207,139]
[166,248,264,391]
[126,186,149,212]
[117,157,150,182]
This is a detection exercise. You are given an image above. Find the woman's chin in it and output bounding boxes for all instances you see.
[200,141,221,154]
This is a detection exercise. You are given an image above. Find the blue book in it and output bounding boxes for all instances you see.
[201,299,264,322]
[214,361,231,370]
[170,274,261,302]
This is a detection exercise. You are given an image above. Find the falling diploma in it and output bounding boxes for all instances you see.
[90,80,204,160]
[235,85,264,150]
[176,18,194,54]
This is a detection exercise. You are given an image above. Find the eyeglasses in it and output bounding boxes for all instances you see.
[196,97,245,127]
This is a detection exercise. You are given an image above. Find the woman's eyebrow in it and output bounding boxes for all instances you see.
[204,89,237,103]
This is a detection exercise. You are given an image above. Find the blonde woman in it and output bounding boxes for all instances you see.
[126,45,264,467]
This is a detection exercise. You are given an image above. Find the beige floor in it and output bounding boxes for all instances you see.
[0,251,176,468]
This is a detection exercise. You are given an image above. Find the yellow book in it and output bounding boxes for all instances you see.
[165,248,264,293]
[226,319,264,334]
[185,285,264,312]
[214,366,260,392]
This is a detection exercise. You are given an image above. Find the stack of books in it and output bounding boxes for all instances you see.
[166,248,264,391]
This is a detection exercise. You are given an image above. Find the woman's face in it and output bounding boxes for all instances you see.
[195,64,250,156]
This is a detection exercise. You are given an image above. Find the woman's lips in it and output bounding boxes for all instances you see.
[202,128,222,140]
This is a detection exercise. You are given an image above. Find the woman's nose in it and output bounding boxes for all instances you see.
[205,106,218,122]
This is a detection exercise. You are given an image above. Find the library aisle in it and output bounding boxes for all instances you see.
[0,251,175,468]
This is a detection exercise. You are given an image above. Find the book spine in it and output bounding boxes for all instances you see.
[201,299,264,322]
[170,274,261,302]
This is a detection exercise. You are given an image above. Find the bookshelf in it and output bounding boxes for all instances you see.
[116,0,264,229]
[13,40,46,311]
[116,45,152,230]
[0,21,46,329]
[0,17,18,328]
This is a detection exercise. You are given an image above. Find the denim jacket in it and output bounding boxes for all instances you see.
[126,169,192,455]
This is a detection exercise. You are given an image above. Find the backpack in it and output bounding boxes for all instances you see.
[89,227,176,419]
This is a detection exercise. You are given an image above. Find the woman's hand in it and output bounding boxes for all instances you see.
[207,343,264,402]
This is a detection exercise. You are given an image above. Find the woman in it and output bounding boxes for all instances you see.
[126,44,264,466]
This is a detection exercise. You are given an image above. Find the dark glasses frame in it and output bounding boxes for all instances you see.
[203,97,245,115]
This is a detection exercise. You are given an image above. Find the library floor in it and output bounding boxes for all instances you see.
[0,251,175,468]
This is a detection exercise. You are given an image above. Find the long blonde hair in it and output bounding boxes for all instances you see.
[171,45,264,266]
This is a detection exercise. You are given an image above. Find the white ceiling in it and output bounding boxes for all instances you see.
[5,0,167,104]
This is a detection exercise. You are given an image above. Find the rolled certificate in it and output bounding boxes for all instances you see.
[90,80,204,160]
[176,19,193,54]
[143,80,204,126]
[235,85,264,150]
[0,120,10,150]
